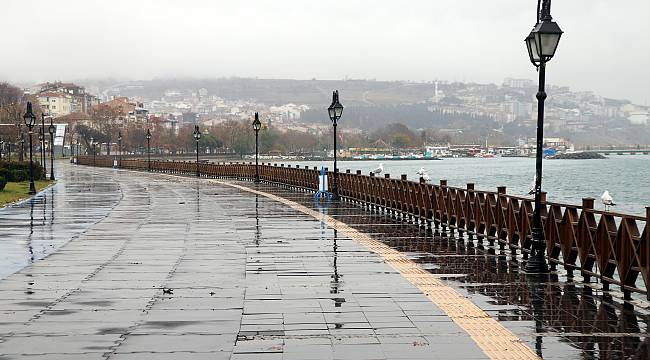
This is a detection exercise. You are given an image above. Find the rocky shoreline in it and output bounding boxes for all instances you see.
[548,152,606,160]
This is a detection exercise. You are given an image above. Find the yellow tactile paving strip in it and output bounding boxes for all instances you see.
[212,180,540,360]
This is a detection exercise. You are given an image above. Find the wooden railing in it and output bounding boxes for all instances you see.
[77,156,650,300]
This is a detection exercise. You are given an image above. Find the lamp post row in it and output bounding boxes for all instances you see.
[18,0,561,278]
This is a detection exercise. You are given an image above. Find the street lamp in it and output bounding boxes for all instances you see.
[327,90,344,200]
[193,125,201,177]
[146,128,152,171]
[22,102,37,195]
[90,136,95,166]
[524,0,563,274]
[48,119,55,180]
[117,131,123,168]
[252,112,262,183]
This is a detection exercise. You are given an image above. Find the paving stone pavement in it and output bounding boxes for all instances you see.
[0,164,491,359]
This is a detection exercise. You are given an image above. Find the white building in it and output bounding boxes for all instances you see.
[38,92,73,117]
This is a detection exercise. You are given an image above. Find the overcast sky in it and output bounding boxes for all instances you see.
[1,0,648,104]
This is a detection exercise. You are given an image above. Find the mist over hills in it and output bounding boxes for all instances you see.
[78,77,649,146]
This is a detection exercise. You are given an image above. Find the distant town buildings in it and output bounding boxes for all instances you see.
[34,82,100,116]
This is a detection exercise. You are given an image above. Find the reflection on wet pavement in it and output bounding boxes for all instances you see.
[0,163,122,280]
[1,163,648,359]
[247,181,650,360]
[0,164,486,359]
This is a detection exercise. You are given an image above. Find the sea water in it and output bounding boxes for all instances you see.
[296,155,650,216]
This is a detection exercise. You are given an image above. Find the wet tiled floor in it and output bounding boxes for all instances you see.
[0,164,648,359]
[240,182,650,360]
[1,164,485,359]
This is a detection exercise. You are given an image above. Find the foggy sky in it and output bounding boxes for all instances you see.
[1,0,648,104]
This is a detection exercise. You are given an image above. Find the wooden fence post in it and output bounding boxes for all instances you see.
[647,206,650,300]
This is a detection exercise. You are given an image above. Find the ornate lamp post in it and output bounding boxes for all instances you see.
[252,112,262,183]
[90,136,96,166]
[146,128,152,171]
[117,131,123,168]
[193,125,201,177]
[48,119,55,180]
[327,90,344,200]
[22,102,37,195]
[524,0,563,273]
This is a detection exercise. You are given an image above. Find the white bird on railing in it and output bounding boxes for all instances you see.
[601,190,616,210]
[421,172,430,182]
[526,175,543,195]
[416,167,427,176]
[527,181,536,195]
[370,163,384,176]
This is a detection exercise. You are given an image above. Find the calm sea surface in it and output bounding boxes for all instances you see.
[294,155,650,216]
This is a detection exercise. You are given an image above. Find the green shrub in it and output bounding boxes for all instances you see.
[0,176,6,191]
[0,161,45,181]
[10,169,28,182]
[0,168,9,182]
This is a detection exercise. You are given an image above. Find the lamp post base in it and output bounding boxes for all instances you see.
[28,182,36,195]
[525,251,549,273]
[525,228,550,273]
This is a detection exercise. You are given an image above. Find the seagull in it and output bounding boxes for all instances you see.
[421,173,431,182]
[370,163,384,176]
[416,167,427,176]
[526,175,543,195]
[527,181,536,195]
[601,190,616,210]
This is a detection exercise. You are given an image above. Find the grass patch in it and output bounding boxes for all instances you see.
[0,180,55,207]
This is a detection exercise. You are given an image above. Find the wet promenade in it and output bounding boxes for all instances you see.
[1,163,649,359]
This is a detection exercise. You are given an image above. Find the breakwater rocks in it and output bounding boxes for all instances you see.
[548,152,606,160]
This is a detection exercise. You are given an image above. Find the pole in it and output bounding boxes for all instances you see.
[147,137,151,171]
[255,130,260,183]
[332,123,339,199]
[526,59,549,273]
[118,138,122,168]
[19,132,24,162]
[93,144,96,166]
[50,126,55,181]
[28,130,36,195]
[40,114,46,173]
[195,140,199,177]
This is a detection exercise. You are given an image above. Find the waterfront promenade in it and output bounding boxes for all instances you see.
[1,163,649,359]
